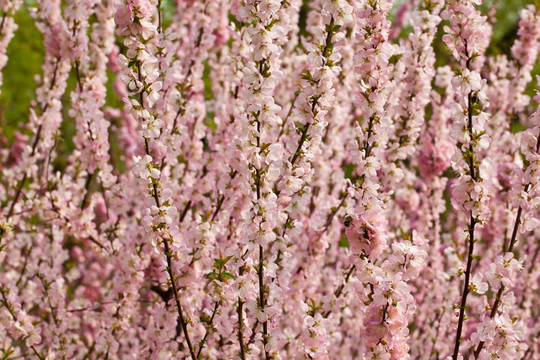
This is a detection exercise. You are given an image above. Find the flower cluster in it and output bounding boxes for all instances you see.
[0,0,539,359]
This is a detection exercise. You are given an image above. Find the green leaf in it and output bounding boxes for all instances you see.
[204,112,217,130]
[260,142,271,152]
[222,272,236,280]
[338,237,349,248]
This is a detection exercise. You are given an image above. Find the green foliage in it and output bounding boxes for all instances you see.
[338,236,350,248]
[207,253,235,283]
[1,347,16,360]
[0,6,43,139]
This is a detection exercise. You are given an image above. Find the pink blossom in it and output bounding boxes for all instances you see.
[469,274,489,294]
[0,1,538,359]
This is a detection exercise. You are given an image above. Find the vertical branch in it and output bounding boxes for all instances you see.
[451,89,478,360]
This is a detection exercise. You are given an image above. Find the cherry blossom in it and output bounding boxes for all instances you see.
[0,0,538,359]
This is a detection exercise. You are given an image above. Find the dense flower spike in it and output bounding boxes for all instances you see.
[0,0,22,94]
[0,0,539,359]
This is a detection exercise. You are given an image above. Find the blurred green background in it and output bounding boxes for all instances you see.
[0,0,538,147]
